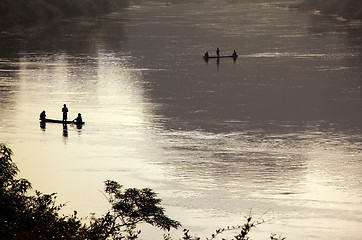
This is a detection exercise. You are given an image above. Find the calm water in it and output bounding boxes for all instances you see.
[1,0,361,239]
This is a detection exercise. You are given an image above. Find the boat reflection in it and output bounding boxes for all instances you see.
[39,120,83,136]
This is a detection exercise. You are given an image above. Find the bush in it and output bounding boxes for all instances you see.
[0,143,180,240]
[1,143,285,239]
[0,143,86,239]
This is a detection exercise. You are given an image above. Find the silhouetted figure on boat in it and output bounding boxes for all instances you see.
[203,48,238,62]
[39,110,46,121]
[74,113,83,124]
[232,50,237,58]
[204,51,209,62]
[62,104,68,122]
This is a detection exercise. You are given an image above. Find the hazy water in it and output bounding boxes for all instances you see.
[1,0,362,239]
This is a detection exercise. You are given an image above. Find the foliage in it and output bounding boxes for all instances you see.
[85,180,181,239]
[165,212,285,240]
[1,143,285,239]
[0,143,180,240]
[0,143,86,239]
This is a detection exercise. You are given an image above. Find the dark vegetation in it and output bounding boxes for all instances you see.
[294,0,362,20]
[1,143,285,239]
[0,0,129,30]
[0,143,179,240]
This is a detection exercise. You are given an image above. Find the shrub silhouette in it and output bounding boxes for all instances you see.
[0,143,180,239]
[1,143,285,239]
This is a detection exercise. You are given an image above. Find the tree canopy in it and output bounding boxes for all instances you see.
[0,143,180,240]
[1,143,283,239]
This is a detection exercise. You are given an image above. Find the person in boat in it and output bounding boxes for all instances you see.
[73,113,82,124]
[216,48,220,57]
[204,51,209,58]
[39,110,46,121]
[232,50,237,57]
[62,104,68,122]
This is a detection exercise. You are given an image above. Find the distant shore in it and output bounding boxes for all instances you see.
[0,0,129,30]
[293,0,362,20]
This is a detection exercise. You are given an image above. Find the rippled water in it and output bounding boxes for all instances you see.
[1,0,361,239]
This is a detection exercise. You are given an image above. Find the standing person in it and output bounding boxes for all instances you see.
[62,104,68,122]
[216,48,220,57]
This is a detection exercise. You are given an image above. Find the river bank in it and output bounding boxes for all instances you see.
[293,0,362,20]
[0,0,128,30]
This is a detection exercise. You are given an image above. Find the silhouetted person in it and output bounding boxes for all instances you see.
[216,48,220,57]
[62,104,68,122]
[39,110,46,121]
[232,50,237,57]
[204,51,209,62]
[74,113,82,124]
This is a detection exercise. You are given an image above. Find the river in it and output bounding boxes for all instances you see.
[0,0,361,239]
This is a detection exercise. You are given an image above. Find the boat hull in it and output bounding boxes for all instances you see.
[40,118,85,125]
[204,55,238,60]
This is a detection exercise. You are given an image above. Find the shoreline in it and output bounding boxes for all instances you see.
[0,0,129,31]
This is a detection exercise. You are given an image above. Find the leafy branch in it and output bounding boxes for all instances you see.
[1,143,286,240]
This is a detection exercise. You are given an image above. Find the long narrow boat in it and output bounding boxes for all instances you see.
[204,55,238,59]
[204,55,238,61]
[40,118,85,125]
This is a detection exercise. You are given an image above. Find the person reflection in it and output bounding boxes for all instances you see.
[62,124,68,137]
[40,121,46,130]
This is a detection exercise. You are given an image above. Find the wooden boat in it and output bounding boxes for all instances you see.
[204,54,238,59]
[40,118,85,125]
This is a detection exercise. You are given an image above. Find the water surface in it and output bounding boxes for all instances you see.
[0,0,361,239]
